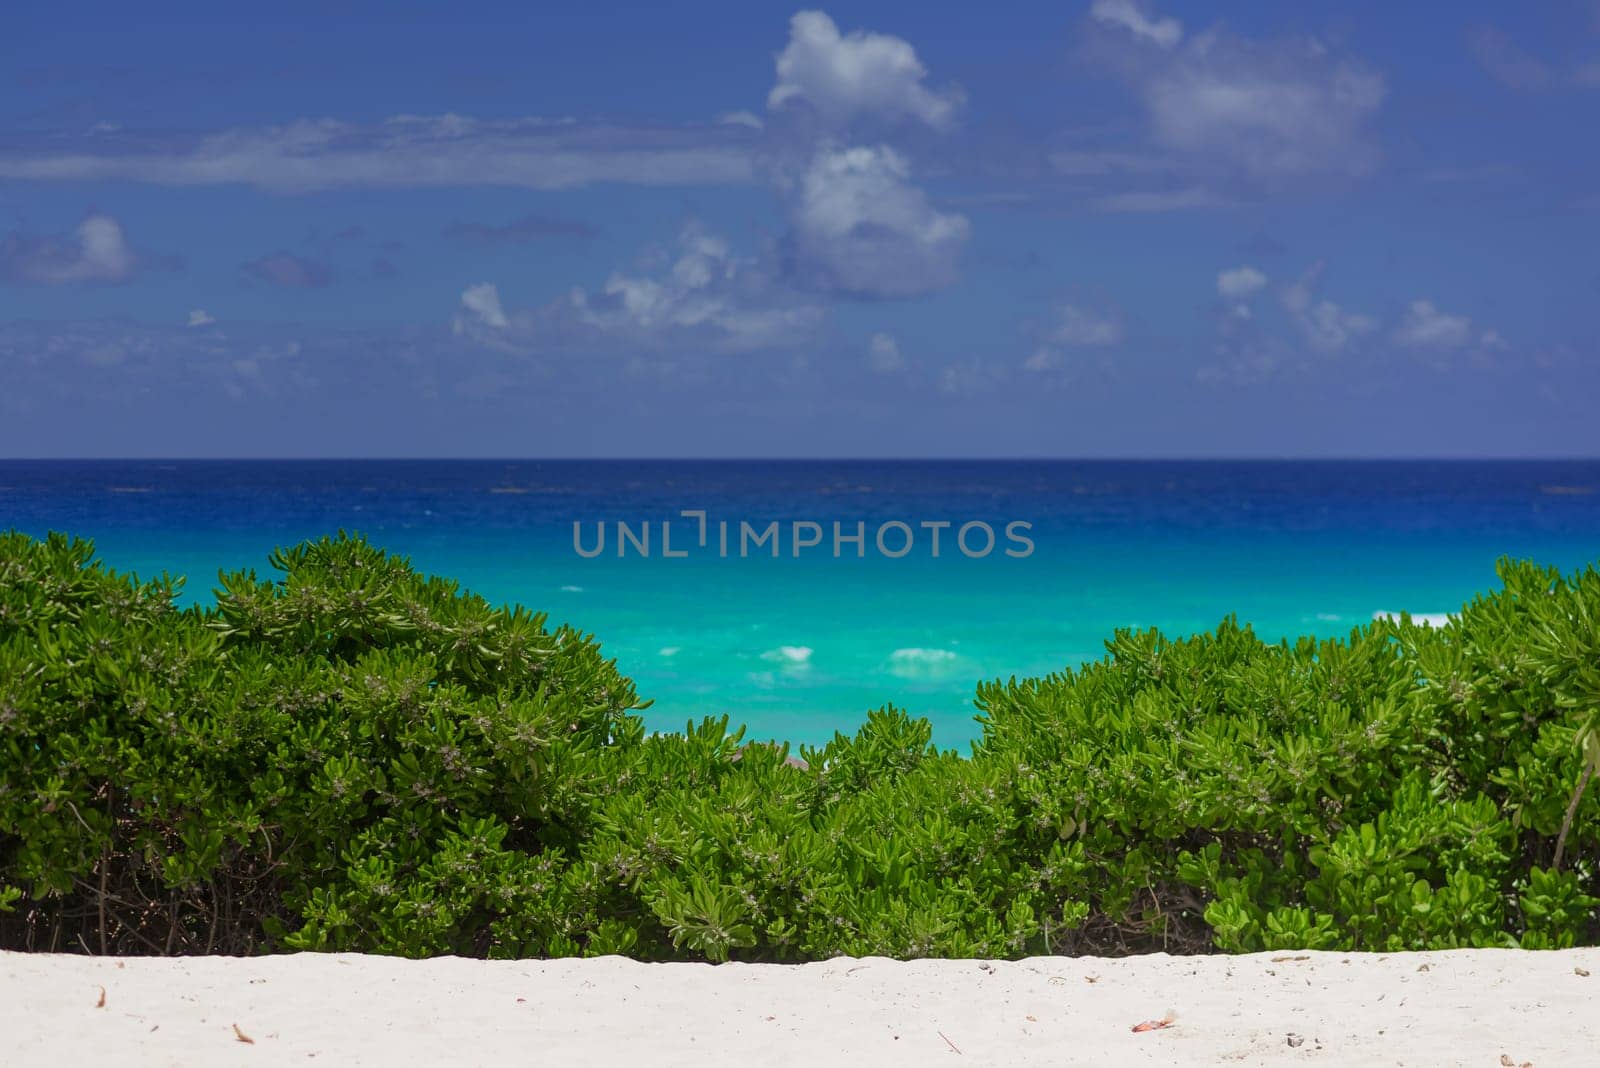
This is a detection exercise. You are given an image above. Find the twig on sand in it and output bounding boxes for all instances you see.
[95,986,106,1008]
[1131,1009,1179,1033]
[233,1024,256,1045]
[938,1030,962,1054]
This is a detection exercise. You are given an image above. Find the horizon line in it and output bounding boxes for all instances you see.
[2,456,1599,464]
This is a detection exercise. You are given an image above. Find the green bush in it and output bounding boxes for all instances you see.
[1,530,1596,959]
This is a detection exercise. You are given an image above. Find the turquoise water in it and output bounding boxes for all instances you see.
[4,460,1598,748]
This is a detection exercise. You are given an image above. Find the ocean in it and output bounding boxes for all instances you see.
[3,460,1598,749]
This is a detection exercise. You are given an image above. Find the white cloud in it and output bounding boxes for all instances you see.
[0,213,135,285]
[1097,10,1387,178]
[867,331,906,372]
[1023,346,1064,372]
[1090,0,1183,50]
[937,360,1001,395]
[782,144,969,297]
[1216,265,1268,300]
[768,11,963,130]
[1048,303,1122,346]
[716,110,765,130]
[0,319,319,406]
[449,228,828,359]
[1469,27,1557,90]
[1150,49,1384,176]
[187,309,216,327]
[1208,264,1501,375]
[761,645,813,666]
[0,115,758,193]
[563,226,825,353]
[1393,299,1472,350]
[762,16,969,299]
[71,216,135,281]
[1199,325,1290,384]
[458,283,509,330]
[1281,262,1376,353]
[1024,302,1121,376]
[1090,186,1230,212]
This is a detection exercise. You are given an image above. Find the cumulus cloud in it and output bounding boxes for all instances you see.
[0,115,758,193]
[187,309,216,327]
[1024,302,1121,377]
[1281,262,1377,353]
[1201,322,1294,383]
[1152,46,1384,177]
[1216,265,1268,300]
[768,10,963,130]
[0,213,136,285]
[1206,263,1505,378]
[0,319,319,408]
[1392,299,1473,349]
[1022,347,1063,373]
[937,359,1005,395]
[779,144,969,298]
[440,228,825,359]
[1090,0,1183,50]
[716,110,765,130]
[867,331,906,372]
[1047,303,1123,347]
[1216,265,1269,320]
[561,226,825,353]
[1094,6,1387,179]
[1089,186,1231,212]
[450,8,973,357]
[457,283,510,330]
[241,251,333,289]
[761,15,970,298]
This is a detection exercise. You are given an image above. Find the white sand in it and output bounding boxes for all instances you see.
[4,947,1595,1067]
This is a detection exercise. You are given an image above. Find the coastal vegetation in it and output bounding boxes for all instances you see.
[1,531,1596,959]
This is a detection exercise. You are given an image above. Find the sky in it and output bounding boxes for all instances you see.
[1,0,1597,458]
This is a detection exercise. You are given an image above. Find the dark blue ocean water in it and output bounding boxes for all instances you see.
[3,460,1598,747]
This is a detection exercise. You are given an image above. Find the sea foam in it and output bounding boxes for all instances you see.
[1373,610,1454,628]
[887,647,962,678]
[761,646,814,665]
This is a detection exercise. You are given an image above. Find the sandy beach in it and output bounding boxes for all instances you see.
[4,947,1595,1066]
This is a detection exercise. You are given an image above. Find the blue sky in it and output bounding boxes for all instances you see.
[2,0,1597,457]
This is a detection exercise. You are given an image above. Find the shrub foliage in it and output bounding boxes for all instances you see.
[1,531,1596,958]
